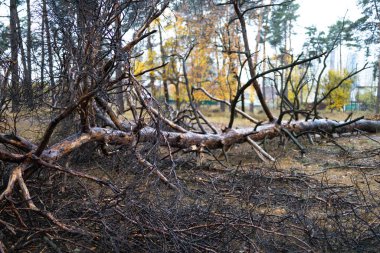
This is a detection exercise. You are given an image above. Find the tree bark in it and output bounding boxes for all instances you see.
[175,83,180,110]
[42,0,56,105]
[233,1,274,123]
[147,30,157,98]
[40,2,45,105]
[253,4,268,112]
[376,53,380,114]
[115,1,124,113]
[2,118,379,164]
[9,0,19,112]
[26,0,33,108]
[16,6,28,106]
[159,24,169,103]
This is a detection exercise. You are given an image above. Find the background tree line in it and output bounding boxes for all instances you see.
[0,0,379,120]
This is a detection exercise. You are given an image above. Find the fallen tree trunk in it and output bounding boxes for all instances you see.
[2,119,379,163]
[122,118,380,150]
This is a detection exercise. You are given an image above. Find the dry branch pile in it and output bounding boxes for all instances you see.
[1,138,380,252]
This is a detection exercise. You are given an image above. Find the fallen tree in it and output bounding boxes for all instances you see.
[1,0,380,251]
[2,118,377,160]
[1,113,379,202]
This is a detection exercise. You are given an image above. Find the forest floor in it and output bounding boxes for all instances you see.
[64,122,380,252]
[82,130,380,251]
[2,110,380,252]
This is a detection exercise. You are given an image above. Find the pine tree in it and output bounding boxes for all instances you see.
[356,0,380,113]
[267,2,299,102]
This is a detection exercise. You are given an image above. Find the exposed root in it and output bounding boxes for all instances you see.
[0,164,24,201]
[17,170,38,210]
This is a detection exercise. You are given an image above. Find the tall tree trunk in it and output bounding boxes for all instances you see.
[339,41,343,74]
[233,2,274,122]
[214,38,225,112]
[15,5,29,108]
[10,0,19,112]
[376,53,380,114]
[175,83,180,110]
[115,1,124,112]
[147,31,157,98]
[76,0,97,133]
[262,41,267,107]
[374,4,380,114]
[42,0,55,105]
[236,38,245,113]
[26,0,33,108]
[282,21,289,101]
[158,24,169,103]
[241,87,245,112]
[40,1,45,105]
[252,5,266,113]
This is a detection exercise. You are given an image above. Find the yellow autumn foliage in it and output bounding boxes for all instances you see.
[133,11,243,105]
[322,69,353,111]
[288,66,309,104]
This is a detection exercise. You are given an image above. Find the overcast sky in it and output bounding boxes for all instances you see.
[293,0,362,52]
[0,0,364,54]
[296,0,361,30]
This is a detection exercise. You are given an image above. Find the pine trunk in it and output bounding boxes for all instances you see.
[10,0,19,112]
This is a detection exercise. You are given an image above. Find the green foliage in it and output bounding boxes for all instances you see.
[303,20,359,56]
[326,20,360,49]
[268,2,299,51]
[303,26,326,57]
[302,20,359,72]
[355,0,380,46]
[357,89,376,108]
[322,69,354,110]
[171,0,212,15]
[0,22,8,53]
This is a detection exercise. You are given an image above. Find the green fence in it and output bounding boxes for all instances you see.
[167,99,218,106]
[344,102,361,111]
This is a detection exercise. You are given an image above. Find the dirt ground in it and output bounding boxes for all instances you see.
[2,110,380,252]
[226,133,380,194]
[62,131,379,252]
